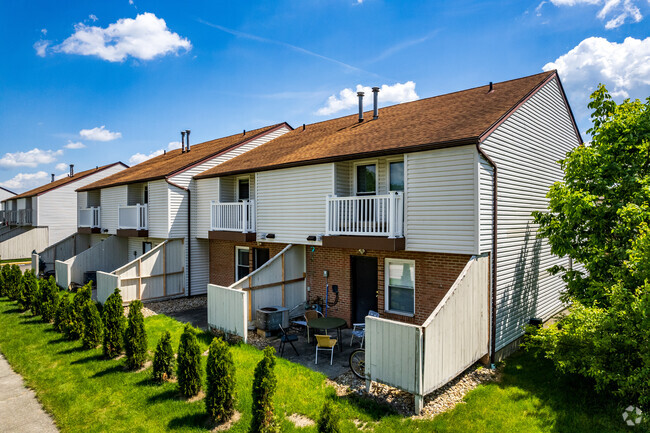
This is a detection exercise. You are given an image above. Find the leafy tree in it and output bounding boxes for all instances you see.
[102,289,126,358]
[40,276,59,322]
[317,401,341,433]
[177,324,201,398]
[53,294,70,333]
[124,300,147,369]
[152,331,175,382]
[528,85,650,407]
[205,337,236,423]
[81,300,103,349]
[250,346,279,433]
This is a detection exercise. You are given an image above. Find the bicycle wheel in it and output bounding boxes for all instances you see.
[349,349,365,379]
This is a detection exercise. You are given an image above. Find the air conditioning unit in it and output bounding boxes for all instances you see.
[256,306,289,331]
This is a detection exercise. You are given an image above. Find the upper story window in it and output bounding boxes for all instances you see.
[238,178,250,201]
[356,164,376,196]
[389,161,404,192]
[143,185,149,204]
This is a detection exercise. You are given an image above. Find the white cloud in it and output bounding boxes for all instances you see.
[316,82,419,116]
[79,125,121,141]
[167,141,182,150]
[0,171,49,191]
[55,163,68,171]
[34,40,50,57]
[0,149,63,168]
[55,12,191,62]
[536,1,548,16]
[41,28,47,35]
[129,0,134,4]
[544,36,650,101]
[89,14,98,22]
[128,150,164,165]
[549,0,643,28]
[64,140,85,149]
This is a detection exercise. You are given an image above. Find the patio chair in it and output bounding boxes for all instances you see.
[292,309,323,343]
[350,310,380,347]
[278,325,299,357]
[315,334,337,365]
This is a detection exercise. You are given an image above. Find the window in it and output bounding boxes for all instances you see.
[143,185,149,204]
[253,248,270,270]
[142,242,152,254]
[235,246,250,281]
[385,259,415,315]
[389,161,404,192]
[355,164,376,195]
[238,178,250,201]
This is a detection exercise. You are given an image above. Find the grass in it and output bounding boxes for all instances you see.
[0,296,638,433]
[0,258,30,264]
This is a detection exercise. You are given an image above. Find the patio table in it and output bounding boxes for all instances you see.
[307,317,346,352]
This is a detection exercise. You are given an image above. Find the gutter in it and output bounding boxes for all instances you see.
[475,143,498,364]
[166,179,192,297]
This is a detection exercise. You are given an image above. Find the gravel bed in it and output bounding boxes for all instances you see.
[327,363,498,418]
[123,295,207,319]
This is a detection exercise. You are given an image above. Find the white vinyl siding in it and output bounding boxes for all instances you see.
[100,185,127,235]
[334,161,351,196]
[168,184,188,238]
[127,237,164,261]
[190,238,210,295]
[127,183,145,205]
[256,163,334,245]
[0,189,14,203]
[195,177,219,239]
[481,78,579,351]
[31,197,38,226]
[478,155,494,254]
[77,192,88,211]
[147,180,169,238]
[405,145,477,254]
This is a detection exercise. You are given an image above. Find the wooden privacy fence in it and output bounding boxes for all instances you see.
[207,284,248,342]
[97,239,184,304]
[0,227,48,261]
[55,236,128,289]
[365,254,490,414]
[34,233,91,275]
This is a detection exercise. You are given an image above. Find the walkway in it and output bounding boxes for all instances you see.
[0,353,58,432]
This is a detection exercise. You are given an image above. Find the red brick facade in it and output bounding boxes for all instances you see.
[209,239,471,326]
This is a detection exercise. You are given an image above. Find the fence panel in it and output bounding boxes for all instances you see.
[0,227,49,260]
[55,260,70,289]
[97,271,120,304]
[207,284,248,343]
[66,236,128,285]
[31,253,39,275]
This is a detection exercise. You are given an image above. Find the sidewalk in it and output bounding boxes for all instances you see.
[0,353,58,432]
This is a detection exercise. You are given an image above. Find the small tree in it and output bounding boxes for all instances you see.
[0,264,7,297]
[40,276,59,322]
[205,337,236,423]
[54,293,70,333]
[152,331,175,382]
[103,289,126,358]
[6,265,22,300]
[16,271,29,311]
[250,346,280,433]
[81,300,103,349]
[124,300,147,369]
[317,401,341,433]
[177,324,202,398]
[64,283,91,340]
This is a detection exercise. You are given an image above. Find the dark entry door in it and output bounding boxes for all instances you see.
[351,256,378,324]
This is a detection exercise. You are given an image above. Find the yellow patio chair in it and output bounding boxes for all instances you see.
[315,334,337,365]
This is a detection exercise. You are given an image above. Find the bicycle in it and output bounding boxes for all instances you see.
[349,348,365,379]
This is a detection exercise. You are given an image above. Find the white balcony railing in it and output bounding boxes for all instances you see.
[326,192,404,238]
[210,200,255,233]
[4,210,17,225]
[17,209,32,226]
[118,204,147,230]
[79,206,101,228]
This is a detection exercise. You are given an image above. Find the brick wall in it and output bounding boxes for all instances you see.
[208,239,471,326]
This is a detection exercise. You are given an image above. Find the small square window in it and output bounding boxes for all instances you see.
[385,259,415,315]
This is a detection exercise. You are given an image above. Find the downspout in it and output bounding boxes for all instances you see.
[166,180,191,297]
[475,142,498,364]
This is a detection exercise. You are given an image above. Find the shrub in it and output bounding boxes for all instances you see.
[54,293,70,333]
[81,300,103,349]
[206,338,236,423]
[177,324,202,398]
[102,289,126,358]
[40,276,59,322]
[317,401,341,433]
[250,346,280,433]
[6,265,22,300]
[124,300,147,369]
[0,264,7,297]
[16,272,29,311]
[64,284,91,340]
[152,331,175,382]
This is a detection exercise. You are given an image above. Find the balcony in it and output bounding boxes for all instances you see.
[117,204,148,237]
[323,192,405,251]
[208,200,256,242]
[78,207,101,233]
[17,209,33,226]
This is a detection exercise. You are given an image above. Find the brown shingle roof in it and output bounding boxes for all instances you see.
[196,71,569,179]
[7,162,127,201]
[78,123,289,192]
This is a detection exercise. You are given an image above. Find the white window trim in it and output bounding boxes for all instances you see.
[235,246,250,280]
[386,157,405,192]
[384,258,415,317]
[352,159,379,196]
[235,175,251,202]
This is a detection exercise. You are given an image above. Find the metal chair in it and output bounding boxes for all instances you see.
[292,309,323,343]
[278,325,299,357]
[315,334,337,365]
[350,310,379,347]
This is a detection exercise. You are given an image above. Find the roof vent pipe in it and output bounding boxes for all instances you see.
[69,164,74,177]
[372,87,380,120]
[51,174,55,183]
[185,129,191,152]
[181,130,186,153]
[357,91,364,123]
[489,82,493,93]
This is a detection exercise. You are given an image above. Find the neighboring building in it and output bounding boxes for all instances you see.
[58,123,292,298]
[196,70,581,361]
[0,163,127,260]
[0,187,15,207]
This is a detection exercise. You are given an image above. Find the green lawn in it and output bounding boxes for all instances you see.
[0,296,635,432]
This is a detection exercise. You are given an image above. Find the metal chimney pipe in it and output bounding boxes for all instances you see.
[69,164,74,177]
[51,174,55,183]
[357,91,365,123]
[489,82,493,92]
[181,131,186,153]
[185,130,190,152]
[372,87,380,120]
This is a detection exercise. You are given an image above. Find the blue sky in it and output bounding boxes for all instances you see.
[0,0,648,192]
